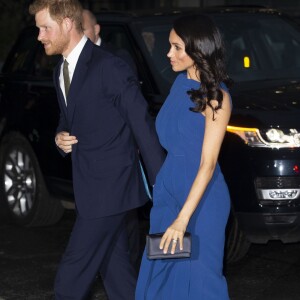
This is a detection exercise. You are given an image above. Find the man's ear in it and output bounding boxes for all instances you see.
[63,17,73,32]
[95,24,100,36]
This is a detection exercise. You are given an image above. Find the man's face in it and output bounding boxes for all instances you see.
[82,12,97,43]
[35,8,69,56]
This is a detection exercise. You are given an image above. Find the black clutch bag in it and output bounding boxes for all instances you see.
[146,232,191,259]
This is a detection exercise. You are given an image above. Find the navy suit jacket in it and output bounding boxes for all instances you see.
[53,39,165,218]
[99,40,137,73]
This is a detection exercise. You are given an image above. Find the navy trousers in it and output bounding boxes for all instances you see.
[54,212,137,300]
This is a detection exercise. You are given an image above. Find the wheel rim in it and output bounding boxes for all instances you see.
[3,148,36,217]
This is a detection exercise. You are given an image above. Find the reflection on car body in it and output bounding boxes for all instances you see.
[0,6,300,262]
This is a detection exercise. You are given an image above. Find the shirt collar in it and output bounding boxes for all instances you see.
[96,37,101,46]
[63,35,88,74]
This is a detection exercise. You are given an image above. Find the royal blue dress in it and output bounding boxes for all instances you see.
[136,72,231,300]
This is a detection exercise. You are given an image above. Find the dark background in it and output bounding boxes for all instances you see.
[0,0,300,69]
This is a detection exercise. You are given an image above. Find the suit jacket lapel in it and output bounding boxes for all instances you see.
[67,39,94,128]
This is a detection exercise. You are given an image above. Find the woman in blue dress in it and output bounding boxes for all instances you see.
[136,14,233,299]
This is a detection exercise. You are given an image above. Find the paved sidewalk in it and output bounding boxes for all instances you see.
[1,211,300,300]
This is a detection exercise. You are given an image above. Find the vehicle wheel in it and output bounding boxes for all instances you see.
[0,132,64,227]
[225,212,251,263]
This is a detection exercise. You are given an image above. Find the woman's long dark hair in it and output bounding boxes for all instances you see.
[173,14,233,118]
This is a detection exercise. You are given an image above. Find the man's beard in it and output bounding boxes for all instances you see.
[44,36,69,56]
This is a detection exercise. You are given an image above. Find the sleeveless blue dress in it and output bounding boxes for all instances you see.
[136,72,231,300]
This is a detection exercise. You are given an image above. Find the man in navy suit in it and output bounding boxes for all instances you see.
[82,8,141,272]
[29,1,165,299]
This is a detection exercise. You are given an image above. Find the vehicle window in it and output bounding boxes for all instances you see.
[138,24,176,84]
[2,28,60,78]
[100,25,135,58]
[100,24,158,96]
[137,13,300,84]
[214,13,300,82]
[2,30,39,74]
[34,46,60,78]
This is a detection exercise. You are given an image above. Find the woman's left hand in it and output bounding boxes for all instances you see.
[159,218,188,254]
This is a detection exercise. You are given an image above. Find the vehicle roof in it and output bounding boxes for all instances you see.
[95,6,281,22]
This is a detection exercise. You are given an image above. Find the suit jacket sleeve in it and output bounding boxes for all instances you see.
[106,56,165,185]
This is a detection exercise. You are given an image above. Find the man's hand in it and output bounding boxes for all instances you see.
[55,131,78,153]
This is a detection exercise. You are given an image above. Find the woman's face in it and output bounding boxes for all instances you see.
[167,29,196,78]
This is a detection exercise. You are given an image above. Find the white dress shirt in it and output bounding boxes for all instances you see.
[95,37,101,46]
[59,35,88,104]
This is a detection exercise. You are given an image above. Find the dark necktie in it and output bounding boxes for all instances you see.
[63,59,70,98]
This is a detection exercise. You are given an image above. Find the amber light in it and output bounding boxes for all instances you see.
[226,126,261,146]
[294,165,299,174]
[244,56,250,68]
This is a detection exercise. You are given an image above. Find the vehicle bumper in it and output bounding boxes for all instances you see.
[236,211,300,244]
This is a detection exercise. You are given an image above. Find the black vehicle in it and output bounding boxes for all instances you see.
[0,6,300,262]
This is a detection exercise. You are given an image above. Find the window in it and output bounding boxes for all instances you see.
[215,13,300,82]
[3,29,39,74]
[34,46,60,78]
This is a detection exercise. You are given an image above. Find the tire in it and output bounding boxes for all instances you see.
[0,132,64,227]
[225,212,251,263]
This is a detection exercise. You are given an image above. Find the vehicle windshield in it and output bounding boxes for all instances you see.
[139,13,300,84]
